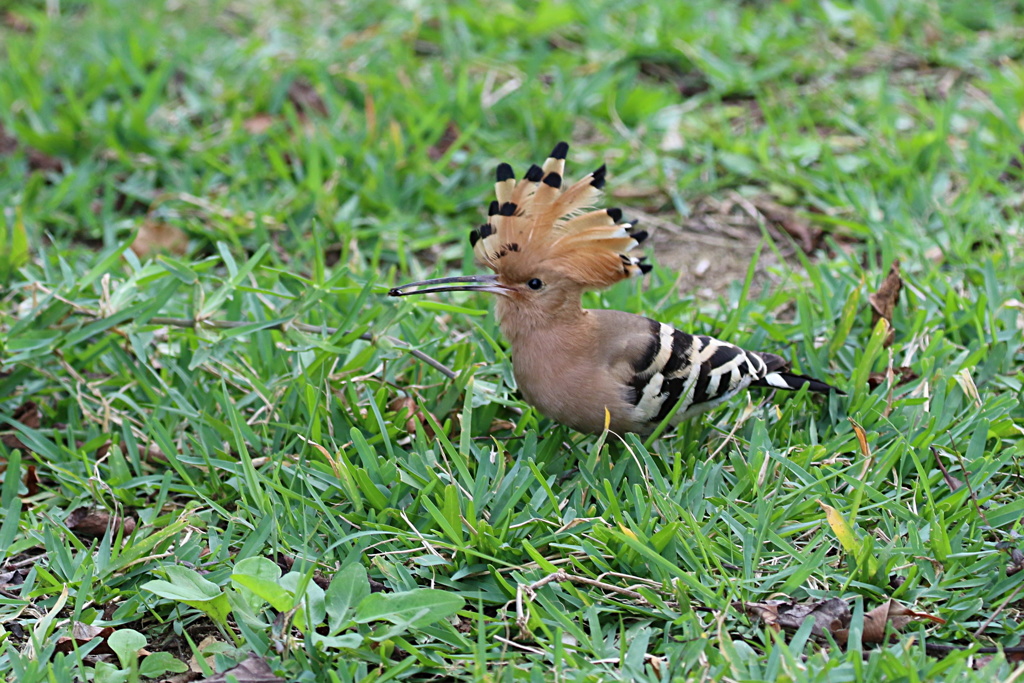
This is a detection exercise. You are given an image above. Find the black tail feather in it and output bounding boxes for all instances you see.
[752,371,845,396]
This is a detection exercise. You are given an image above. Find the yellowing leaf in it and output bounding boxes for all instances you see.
[818,501,860,555]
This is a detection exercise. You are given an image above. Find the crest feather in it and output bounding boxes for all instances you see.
[470,143,650,287]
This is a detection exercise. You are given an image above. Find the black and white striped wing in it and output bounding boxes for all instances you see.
[626,319,778,426]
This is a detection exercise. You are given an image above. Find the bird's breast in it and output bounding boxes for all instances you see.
[509,332,639,435]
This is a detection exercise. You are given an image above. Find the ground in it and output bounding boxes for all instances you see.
[1,0,1024,681]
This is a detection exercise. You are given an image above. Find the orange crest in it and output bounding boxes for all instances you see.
[469,142,650,289]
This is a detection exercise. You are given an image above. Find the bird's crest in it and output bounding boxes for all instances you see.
[468,142,650,289]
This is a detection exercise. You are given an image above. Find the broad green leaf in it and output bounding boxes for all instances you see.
[139,651,189,677]
[107,629,147,668]
[92,660,129,683]
[231,557,284,613]
[326,563,370,634]
[354,589,464,628]
[311,632,364,650]
[142,566,230,625]
[143,565,221,602]
[280,571,326,630]
[230,574,293,612]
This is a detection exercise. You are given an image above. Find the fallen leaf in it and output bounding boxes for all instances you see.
[1001,543,1024,577]
[488,419,516,433]
[0,124,63,172]
[161,672,200,683]
[387,396,435,439]
[198,651,284,683]
[55,622,117,656]
[1,400,42,449]
[428,122,461,161]
[2,11,33,32]
[868,261,902,347]
[743,601,780,631]
[867,366,919,390]
[637,59,710,97]
[849,418,870,459]
[837,599,945,644]
[23,465,39,497]
[243,114,276,135]
[189,636,225,675]
[0,124,18,155]
[26,148,64,174]
[1010,549,1024,576]
[742,598,851,640]
[751,196,823,254]
[131,220,188,258]
[66,507,137,538]
[287,78,327,117]
[0,566,29,587]
[931,446,965,492]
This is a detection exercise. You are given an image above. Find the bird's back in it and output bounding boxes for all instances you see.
[511,308,838,435]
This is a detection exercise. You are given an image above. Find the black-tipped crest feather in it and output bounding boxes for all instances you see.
[471,143,651,289]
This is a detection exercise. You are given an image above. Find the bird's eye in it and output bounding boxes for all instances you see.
[527,278,543,290]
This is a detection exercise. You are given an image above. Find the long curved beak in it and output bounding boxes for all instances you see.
[388,274,509,297]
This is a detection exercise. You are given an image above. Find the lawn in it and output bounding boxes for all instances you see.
[1,0,1024,680]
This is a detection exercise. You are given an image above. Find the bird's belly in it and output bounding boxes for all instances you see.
[513,355,638,435]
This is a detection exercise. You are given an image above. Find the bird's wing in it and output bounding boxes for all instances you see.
[623,318,770,425]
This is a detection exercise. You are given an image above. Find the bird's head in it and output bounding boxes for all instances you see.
[390,142,650,329]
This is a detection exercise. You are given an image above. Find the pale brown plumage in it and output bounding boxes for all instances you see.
[391,142,842,435]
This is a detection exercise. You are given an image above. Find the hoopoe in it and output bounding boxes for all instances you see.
[390,142,842,435]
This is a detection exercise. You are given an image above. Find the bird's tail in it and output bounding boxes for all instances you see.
[751,352,844,395]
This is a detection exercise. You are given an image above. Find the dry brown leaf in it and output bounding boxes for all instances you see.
[869,261,902,347]
[287,78,327,118]
[161,672,201,683]
[55,622,116,656]
[0,124,63,172]
[428,122,461,161]
[931,447,966,492]
[3,11,33,33]
[1,400,42,450]
[849,418,870,459]
[867,366,919,390]
[387,396,435,439]
[837,599,945,644]
[0,124,18,155]
[742,598,850,640]
[26,148,64,174]
[488,419,516,433]
[23,465,39,497]
[751,196,823,254]
[189,635,224,675]
[1009,549,1024,577]
[131,220,188,258]
[1005,546,1024,577]
[0,565,29,587]
[198,651,284,683]
[243,114,276,135]
[66,507,137,538]
[743,602,780,631]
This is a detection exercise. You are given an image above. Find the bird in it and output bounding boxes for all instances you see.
[389,142,842,435]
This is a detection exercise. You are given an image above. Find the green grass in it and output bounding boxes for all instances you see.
[1,0,1023,680]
